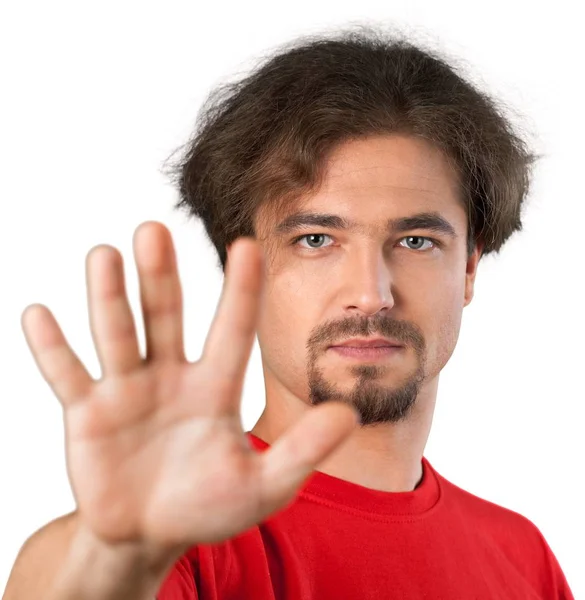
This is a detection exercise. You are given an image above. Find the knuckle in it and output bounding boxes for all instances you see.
[44,346,76,385]
[103,320,138,344]
[145,298,181,320]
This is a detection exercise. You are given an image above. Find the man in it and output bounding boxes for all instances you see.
[4,26,574,599]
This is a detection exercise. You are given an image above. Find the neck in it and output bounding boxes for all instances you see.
[250,374,438,493]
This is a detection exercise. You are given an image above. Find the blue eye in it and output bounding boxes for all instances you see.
[398,236,437,251]
[293,234,334,249]
[292,234,439,252]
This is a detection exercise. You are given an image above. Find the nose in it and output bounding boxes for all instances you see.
[342,247,395,317]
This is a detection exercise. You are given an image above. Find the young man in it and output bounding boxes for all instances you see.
[5,27,574,599]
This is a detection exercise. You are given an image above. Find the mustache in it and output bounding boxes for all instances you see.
[306,316,424,351]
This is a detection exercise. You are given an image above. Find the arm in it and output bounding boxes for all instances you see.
[3,511,183,600]
[3,512,78,599]
[9,224,356,600]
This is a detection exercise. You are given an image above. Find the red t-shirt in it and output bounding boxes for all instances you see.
[157,432,574,599]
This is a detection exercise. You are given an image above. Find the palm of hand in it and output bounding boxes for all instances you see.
[21,221,358,552]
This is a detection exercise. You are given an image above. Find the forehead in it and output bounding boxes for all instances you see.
[257,134,464,235]
[316,134,461,206]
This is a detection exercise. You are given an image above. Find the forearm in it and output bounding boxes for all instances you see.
[4,513,183,600]
[46,523,183,600]
[4,513,78,599]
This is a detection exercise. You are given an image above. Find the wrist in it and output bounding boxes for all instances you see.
[48,520,185,600]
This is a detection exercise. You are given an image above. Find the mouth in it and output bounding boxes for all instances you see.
[328,345,404,361]
[329,337,404,349]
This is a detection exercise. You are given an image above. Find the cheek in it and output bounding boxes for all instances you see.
[407,272,464,357]
[256,277,312,359]
[431,287,465,364]
[256,281,316,394]
[258,263,322,328]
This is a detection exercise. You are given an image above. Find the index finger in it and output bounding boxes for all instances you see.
[201,237,264,384]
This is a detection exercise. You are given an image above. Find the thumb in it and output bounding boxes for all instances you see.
[257,403,359,516]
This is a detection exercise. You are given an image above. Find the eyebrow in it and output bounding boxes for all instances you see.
[275,210,458,239]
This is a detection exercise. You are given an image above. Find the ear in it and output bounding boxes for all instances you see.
[463,240,484,307]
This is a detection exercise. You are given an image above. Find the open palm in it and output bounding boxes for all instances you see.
[20,221,358,552]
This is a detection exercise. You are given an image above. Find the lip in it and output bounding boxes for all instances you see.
[329,337,404,348]
[329,345,403,361]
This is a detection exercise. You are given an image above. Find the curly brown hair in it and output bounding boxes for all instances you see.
[163,24,541,271]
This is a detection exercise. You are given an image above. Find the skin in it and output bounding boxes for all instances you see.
[235,134,484,493]
[4,133,484,600]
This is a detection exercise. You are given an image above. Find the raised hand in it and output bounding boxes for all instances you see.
[20,221,358,554]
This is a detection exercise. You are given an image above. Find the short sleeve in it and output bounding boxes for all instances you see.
[156,551,199,600]
[543,543,575,599]
[534,526,575,600]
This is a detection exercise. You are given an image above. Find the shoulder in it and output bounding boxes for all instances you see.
[436,471,560,564]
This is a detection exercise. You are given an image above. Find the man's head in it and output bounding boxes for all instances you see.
[165,25,539,425]
[246,133,481,425]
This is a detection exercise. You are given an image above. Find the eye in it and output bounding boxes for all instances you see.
[291,234,440,252]
[398,236,438,252]
[292,233,334,250]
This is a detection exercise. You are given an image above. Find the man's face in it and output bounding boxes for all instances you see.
[249,134,481,426]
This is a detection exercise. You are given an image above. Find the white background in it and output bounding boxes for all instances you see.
[1,0,583,596]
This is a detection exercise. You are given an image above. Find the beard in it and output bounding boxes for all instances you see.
[305,313,428,426]
[307,357,426,426]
